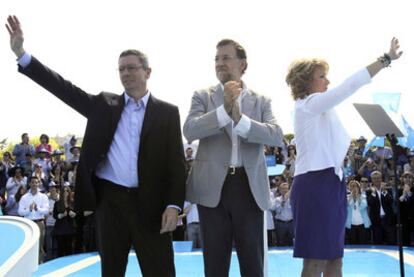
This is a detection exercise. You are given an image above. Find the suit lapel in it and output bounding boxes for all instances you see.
[140,94,158,144]
[109,94,125,137]
[211,84,223,108]
[241,90,256,118]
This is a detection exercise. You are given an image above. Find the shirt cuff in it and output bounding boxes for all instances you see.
[234,114,251,138]
[216,105,232,128]
[17,52,32,68]
[167,204,181,213]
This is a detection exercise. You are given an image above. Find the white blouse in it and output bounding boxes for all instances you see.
[294,68,371,180]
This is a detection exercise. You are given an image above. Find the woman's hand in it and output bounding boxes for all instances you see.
[388,37,403,60]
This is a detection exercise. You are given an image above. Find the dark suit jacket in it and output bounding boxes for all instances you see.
[19,57,186,230]
[367,189,395,225]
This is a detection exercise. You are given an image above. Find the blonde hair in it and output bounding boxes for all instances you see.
[285,58,329,100]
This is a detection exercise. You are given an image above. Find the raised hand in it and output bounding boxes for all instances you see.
[5,15,25,58]
[388,37,403,60]
[223,81,242,115]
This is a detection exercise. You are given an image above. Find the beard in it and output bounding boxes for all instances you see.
[216,68,235,84]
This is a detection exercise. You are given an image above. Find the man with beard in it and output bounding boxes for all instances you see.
[184,39,284,277]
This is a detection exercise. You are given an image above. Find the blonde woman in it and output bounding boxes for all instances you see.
[346,180,371,244]
[286,38,402,277]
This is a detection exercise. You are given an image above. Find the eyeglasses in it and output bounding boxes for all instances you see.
[118,65,145,73]
[215,55,239,63]
[360,180,368,183]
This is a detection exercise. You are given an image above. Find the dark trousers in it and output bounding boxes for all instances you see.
[372,218,396,245]
[56,234,74,257]
[95,179,175,277]
[275,220,294,246]
[198,169,264,277]
[345,225,370,244]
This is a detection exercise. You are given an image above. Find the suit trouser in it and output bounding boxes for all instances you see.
[34,220,45,263]
[198,168,264,277]
[275,220,294,246]
[95,179,175,277]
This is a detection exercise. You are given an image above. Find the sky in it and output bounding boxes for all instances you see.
[0,0,413,144]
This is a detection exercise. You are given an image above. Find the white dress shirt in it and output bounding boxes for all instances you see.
[95,92,149,187]
[18,191,49,220]
[294,68,371,180]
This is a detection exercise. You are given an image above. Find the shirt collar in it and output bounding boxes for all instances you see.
[124,91,151,108]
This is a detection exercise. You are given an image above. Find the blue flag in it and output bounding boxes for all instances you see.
[372,92,401,113]
[399,116,414,149]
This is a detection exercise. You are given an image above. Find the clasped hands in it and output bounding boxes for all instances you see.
[223,81,242,124]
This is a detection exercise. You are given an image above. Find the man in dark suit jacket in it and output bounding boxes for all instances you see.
[367,171,396,245]
[6,15,185,276]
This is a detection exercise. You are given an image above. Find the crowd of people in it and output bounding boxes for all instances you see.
[0,133,95,263]
[265,136,414,248]
[1,132,413,264]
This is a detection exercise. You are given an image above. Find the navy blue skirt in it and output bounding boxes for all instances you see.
[291,167,347,259]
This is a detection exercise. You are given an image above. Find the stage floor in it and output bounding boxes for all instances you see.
[34,246,414,276]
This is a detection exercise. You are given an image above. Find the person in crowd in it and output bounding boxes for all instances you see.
[183,201,203,249]
[18,176,49,263]
[403,153,414,175]
[352,137,368,175]
[53,185,76,257]
[358,157,379,180]
[4,184,27,216]
[20,152,34,177]
[183,38,284,277]
[44,183,59,261]
[34,147,52,180]
[67,161,78,187]
[67,146,81,165]
[35,134,53,158]
[274,146,285,165]
[285,144,296,177]
[1,151,14,196]
[49,164,66,187]
[32,163,48,192]
[359,177,370,195]
[6,165,27,197]
[343,156,354,183]
[6,15,185,276]
[50,149,67,172]
[12,133,35,164]
[266,200,277,247]
[367,170,396,245]
[345,180,371,244]
[272,182,294,246]
[399,171,414,245]
[64,136,77,162]
[286,38,402,276]
[184,147,195,176]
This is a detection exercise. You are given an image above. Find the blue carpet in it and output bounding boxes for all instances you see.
[33,247,414,276]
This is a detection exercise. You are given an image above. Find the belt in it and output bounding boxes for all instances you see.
[227,166,245,175]
[98,178,139,193]
[276,219,293,223]
[189,222,199,225]
[33,219,44,223]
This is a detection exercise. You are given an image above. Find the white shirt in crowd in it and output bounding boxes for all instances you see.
[18,190,49,220]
